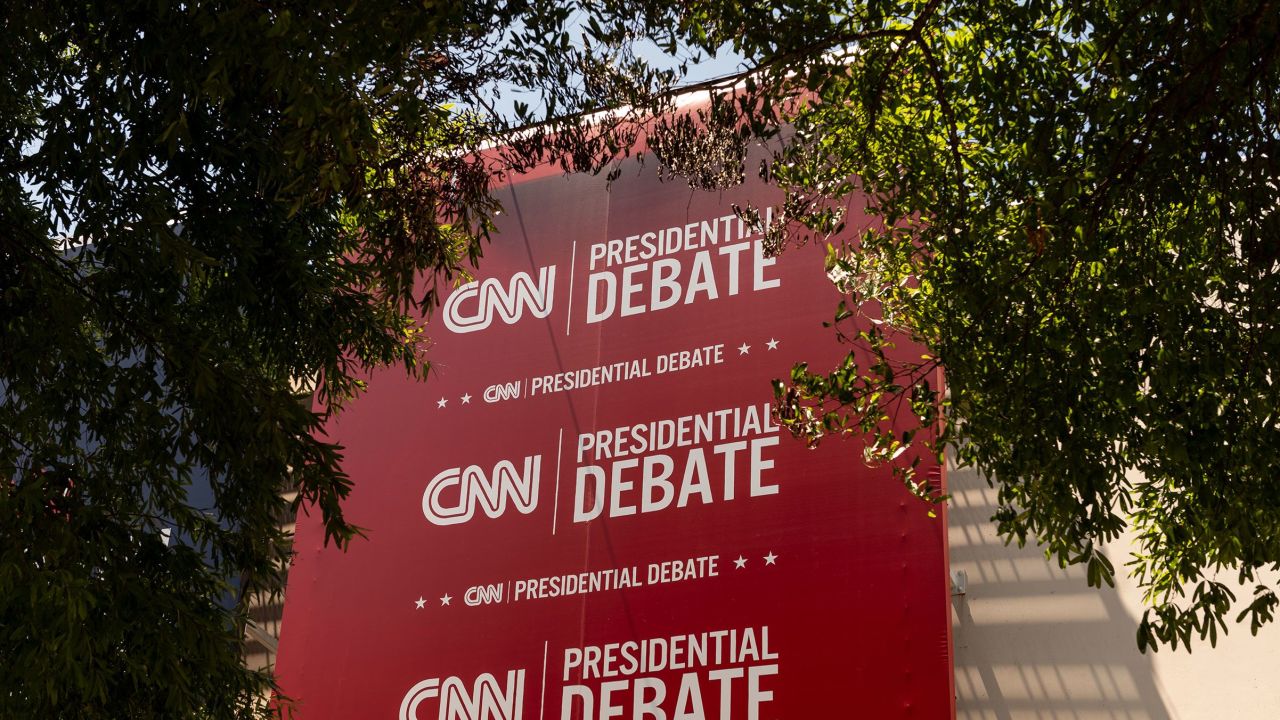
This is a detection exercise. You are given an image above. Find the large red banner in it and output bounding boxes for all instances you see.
[275,158,953,719]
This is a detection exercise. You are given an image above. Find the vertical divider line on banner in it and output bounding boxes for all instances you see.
[537,638,547,717]
[553,428,563,535]
[564,241,577,337]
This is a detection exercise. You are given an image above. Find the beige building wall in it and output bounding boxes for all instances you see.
[949,463,1280,719]
[243,489,297,674]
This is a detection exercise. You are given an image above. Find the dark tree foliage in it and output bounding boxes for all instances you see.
[668,0,1280,653]
[0,1,705,717]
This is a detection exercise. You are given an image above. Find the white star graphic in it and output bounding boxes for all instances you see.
[437,397,448,409]
[461,393,472,404]
[414,597,426,609]
[763,551,778,566]
[766,338,779,350]
[440,593,452,606]
[738,343,751,355]
[733,555,747,569]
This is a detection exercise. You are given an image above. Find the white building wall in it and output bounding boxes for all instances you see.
[949,463,1280,719]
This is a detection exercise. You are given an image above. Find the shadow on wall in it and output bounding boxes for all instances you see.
[949,463,1174,720]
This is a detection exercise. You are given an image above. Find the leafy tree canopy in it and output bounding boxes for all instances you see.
[681,0,1280,653]
[0,1,705,716]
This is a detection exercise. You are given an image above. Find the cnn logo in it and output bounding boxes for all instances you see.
[400,670,525,720]
[422,456,541,526]
[442,267,555,334]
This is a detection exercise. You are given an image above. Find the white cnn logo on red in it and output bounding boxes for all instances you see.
[400,670,525,720]
[442,267,555,333]
[422,456,541,526]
